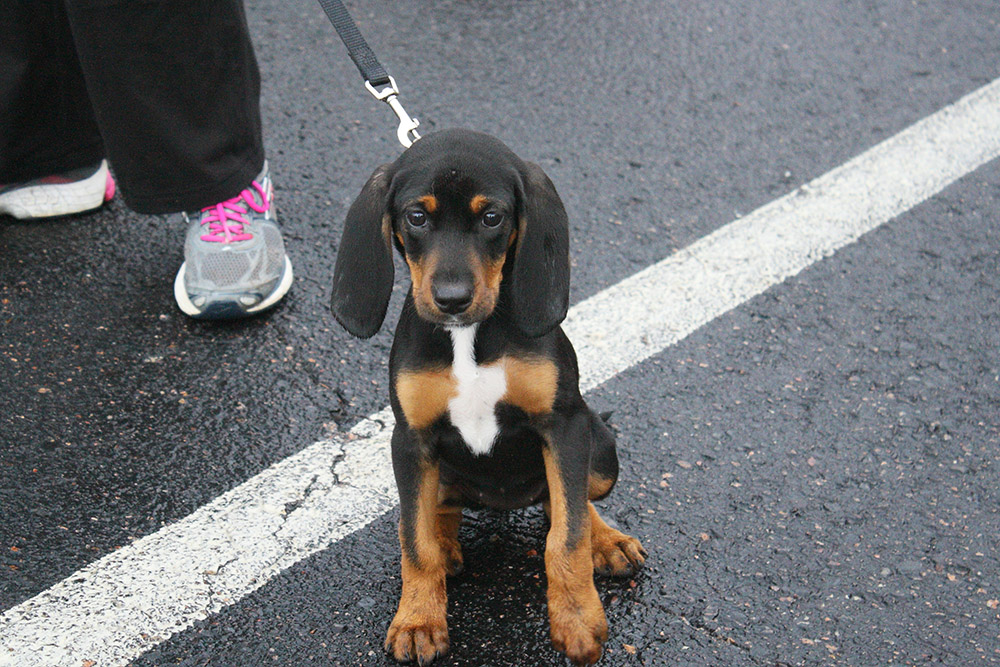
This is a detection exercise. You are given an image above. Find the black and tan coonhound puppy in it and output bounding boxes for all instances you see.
[330,129,646,665]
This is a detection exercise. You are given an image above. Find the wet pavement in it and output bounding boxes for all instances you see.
[3,0,1000,665]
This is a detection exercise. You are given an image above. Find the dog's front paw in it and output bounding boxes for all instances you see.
[592,527,646,577]
[385,613,449,665]
[549,570,608,665]
[550,602,608,665]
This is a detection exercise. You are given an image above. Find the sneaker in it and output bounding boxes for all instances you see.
[0,160,116,219]
[173,161,294,320]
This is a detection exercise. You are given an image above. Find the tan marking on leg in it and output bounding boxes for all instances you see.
[542,448,607,665]
[418,194,438,214]
[501,357,558,416]
[395,368,456,431]
[587,474,614,500]
[386,464,450,663]
[588,503,646,577]
[436,505,464,576]
[469,194,490,214]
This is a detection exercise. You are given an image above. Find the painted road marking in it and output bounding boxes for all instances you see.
[3,77,1000,667]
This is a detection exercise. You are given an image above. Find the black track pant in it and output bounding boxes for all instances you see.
[0,0,265,214]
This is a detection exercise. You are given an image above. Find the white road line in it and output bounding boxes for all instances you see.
[3,77,1000,667]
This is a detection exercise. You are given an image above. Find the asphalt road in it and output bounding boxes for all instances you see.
[2,0,1000,665]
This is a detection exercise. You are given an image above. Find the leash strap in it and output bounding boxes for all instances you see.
[315,0,421,147]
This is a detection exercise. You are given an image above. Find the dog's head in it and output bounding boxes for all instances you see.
[330,129,570,338]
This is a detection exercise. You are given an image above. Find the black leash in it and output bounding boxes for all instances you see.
[315,0,421,147]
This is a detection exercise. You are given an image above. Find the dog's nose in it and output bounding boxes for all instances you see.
[432,281,474,314]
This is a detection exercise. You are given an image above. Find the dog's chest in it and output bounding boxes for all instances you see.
[393,326,559,455]
[446,325,505,455]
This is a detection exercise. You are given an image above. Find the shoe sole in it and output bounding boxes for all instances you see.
[173,255,294,319]
[0,161,115,219]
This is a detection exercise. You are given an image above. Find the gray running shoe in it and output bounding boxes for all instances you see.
[173,161,293,319]
[0,160,115,219]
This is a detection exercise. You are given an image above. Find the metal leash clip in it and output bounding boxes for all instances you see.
[365,77,421,148]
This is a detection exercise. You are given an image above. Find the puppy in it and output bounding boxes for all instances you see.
[331,129,645,665]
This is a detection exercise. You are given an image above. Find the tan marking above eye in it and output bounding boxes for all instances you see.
[418,195,438,213]
[470,195,490,215]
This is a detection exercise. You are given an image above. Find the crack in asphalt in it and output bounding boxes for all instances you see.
[328,446,346,486]
[265,440,353,574]
[685,539,767,665]
[202,557,240,609]
[282,474,320,517]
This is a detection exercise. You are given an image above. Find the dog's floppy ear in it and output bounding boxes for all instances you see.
[509,161,571,337]
[330,164,395,338]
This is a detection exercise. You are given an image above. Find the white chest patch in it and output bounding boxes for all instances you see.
[447,325,506,456]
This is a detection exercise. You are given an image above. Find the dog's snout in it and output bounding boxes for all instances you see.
[432,280,474,314]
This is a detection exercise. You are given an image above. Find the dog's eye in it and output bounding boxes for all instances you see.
[405,210,427,227]
[482,211,504,228]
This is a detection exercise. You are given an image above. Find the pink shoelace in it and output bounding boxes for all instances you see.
[199,181,269,243]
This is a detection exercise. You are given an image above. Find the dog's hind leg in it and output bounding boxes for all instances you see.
[585,412,646,577]
[587,410,619,501]
[435,501,464,576]
[588,503,646,577]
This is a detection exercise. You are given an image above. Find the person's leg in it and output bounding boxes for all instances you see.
[64,0,265,215]
[0,0,115,218]
[0,0,104,182]
[65,0,291,319]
